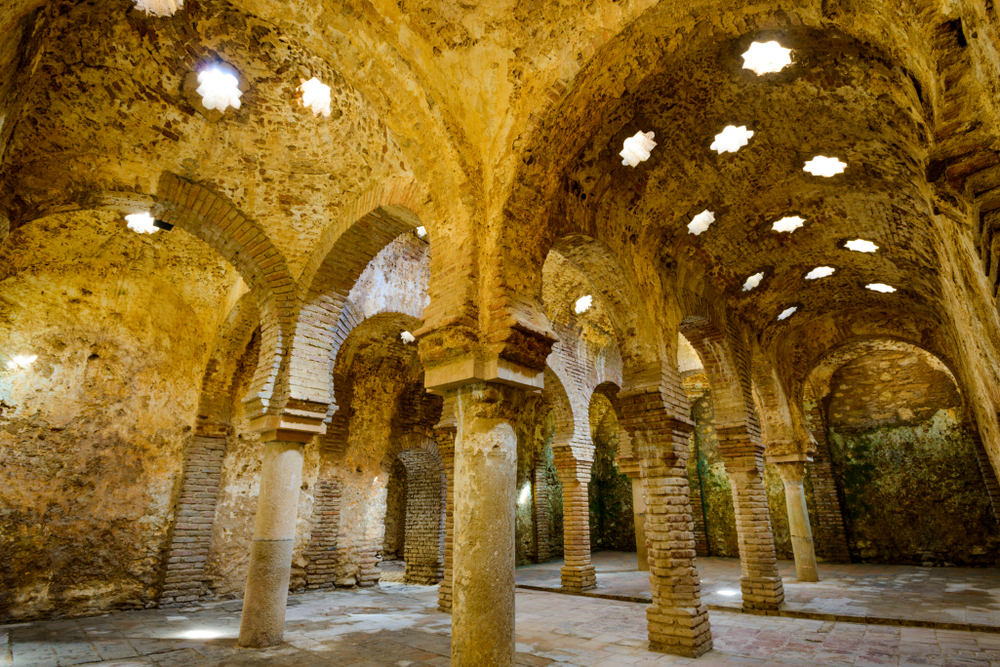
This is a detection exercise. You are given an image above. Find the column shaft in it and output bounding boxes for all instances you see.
[435,428,456,611]
[775,461,819,582]
[238,440,305,648]
[726,462,785,611]
[557,461,596,591]
[452,383,521,666]
[533,466,551,563]
[631,477,649,571]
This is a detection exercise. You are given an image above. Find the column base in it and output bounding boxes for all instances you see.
[646,605,713,657]
[238,538,295,648]
[740,576,785,613]
[561,564,597,591]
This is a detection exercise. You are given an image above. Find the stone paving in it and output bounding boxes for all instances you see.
[516,552,1000,631]
[5,582,1000,666]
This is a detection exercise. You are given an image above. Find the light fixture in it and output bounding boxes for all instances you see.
[866,283,896,293]
[400,331,415,344]
[742,272,764,291]
[620,131,656,167]
[711,125,754,154]
[804,156,846,177]
[415,226,427,238]
[6,355,37,371]
[125,213,158,234]
[196,68,242,113]
[688,210,715,235]
[805,266,835,280]
[133,0,183,16]
[772,216,805,233]
[777,306,798,321]
[574,295,593,314]
[300,77,332,117]
[741,41,792,75]
[845,239,878,253]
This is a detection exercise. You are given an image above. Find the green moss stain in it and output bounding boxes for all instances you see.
[829,409,1000,565]
[588,424,635,551]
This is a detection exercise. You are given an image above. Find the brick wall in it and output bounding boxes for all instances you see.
[303,479,343,589]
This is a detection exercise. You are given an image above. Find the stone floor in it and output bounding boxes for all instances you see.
[5,582,1000,666]
[515,552,1000,631]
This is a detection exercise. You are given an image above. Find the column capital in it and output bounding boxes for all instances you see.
[455,381,526,422]
[249,413,326,443]
[417,324,555,393]
[770,456,811,484]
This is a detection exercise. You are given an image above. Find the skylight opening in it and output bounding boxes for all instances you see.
[196,68,242,113]
[866,283,896,293]
[415,226,427,238]
[688,210,715,235]
[777,306,798,321]
[742,272,765,291]
[741,41,792,75]
[518,484,531,505]
[772,216,805,233]
[711,125,754,154]
[620,131,656,167]
[805,266,835,280]
[300,77,332,117]
[845,239,878,253]
[6,355,37,371]
[803,156,847,177]
[574,295,593,314]
[133,0,183,16]
[400,331,415,343]
[125,213,158,234]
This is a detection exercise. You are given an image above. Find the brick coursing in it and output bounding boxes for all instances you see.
[303,479,343,590]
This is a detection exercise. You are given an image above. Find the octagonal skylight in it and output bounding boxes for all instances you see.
[845,239,878,253]
[415,226,427,238]
[133,0,182,16]
[688,210,715,235]
[6,354,37,370]
[711,126,754,154]
[777,306,798,321]
[866,283,896,293]
[196,68,242,113]
[574,295,593,314]
[126,213,158,234]
[400,331,415,343]
[742,272,764,291]
[805,266,835,280]
[300,77,332,117]
[741,41,792,75]
[620,131,657,167]
[772,216,805,233]
[804,156,847,177]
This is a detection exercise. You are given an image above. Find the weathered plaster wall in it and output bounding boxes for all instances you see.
[825,350,1000,565]
[383,459,407,560]
[588,412,635,552]
[0,210,236,622]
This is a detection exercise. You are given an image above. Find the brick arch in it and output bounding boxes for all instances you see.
[320,311,425,458]
[749,342,797,455]
[289,189,428,418]
[382,434,445,584]
[153,172,294,420]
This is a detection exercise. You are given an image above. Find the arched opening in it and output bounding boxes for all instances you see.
[806,339,1000,565]
[381,458,408,573]
[587,391,635,554]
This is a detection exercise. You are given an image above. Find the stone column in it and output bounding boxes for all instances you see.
[533,465,551,563]
[238,438,306,648]
[773,458,819,582]
[556,460,596,591]
[435,427,456,611]
[452,382,523,666]
[630,476,649,571]
[619,391,712,658]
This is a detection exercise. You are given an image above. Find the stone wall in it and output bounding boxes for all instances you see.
[825,350,1000,565]
[588,413,635,552]
[0,210,236,622]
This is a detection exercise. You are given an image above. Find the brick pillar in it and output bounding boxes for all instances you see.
[159,433,227,606]
[971,432,1000,526]
[717,427,784,613]
[555,459,596,591]
[435,426,456,611]
[619,390,712,658]
[400,448,445,584]
[303,479,341,589]
[804,401,851,562]
[533,465,551,563]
